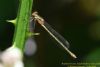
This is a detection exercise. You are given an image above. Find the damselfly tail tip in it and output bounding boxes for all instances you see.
[70,52,77,59]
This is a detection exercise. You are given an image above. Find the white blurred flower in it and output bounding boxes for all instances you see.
[14,61,24,67]
[0,63,4,67]
[0,47,24,67]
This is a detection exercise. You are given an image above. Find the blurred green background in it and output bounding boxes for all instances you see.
[0,0,100,67]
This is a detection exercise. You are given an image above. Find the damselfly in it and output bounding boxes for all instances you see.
[31,12,77,58]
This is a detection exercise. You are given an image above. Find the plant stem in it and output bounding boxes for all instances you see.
[12,0,33,51]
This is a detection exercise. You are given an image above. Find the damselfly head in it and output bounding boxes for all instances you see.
[32,12,44,22]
